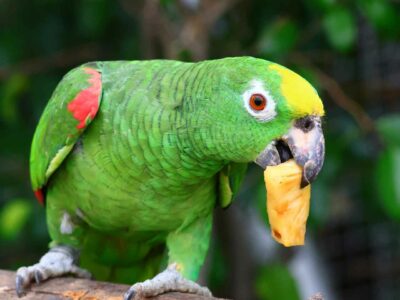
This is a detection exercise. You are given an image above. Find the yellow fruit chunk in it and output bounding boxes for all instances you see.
[264,159,311,247]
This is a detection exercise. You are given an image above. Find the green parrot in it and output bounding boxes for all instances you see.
[16,57,325,299]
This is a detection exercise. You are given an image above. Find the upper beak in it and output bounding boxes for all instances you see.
[255,116,325,188]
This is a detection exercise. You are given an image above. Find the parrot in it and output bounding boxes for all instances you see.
[15,57,325,299]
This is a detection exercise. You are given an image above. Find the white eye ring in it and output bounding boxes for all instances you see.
[243,80,277,122]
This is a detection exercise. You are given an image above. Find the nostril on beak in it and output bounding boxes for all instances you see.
[295,116,315,133]
[304,119,312,130]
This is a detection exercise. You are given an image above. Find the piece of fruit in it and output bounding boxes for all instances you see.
[264,159,311,247]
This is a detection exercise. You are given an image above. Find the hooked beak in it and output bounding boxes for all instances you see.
[255,116,325,188]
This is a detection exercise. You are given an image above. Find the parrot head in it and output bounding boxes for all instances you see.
[194,57,325,186]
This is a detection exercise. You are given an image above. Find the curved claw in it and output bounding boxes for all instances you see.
[123,265,212,300]
[14,245,85,298]
[70,265,92,279]
[15,275,25,298]
[34,270,43,284]
[124,288,136,300]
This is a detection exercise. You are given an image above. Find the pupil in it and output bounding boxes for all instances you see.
[254,97,263,106]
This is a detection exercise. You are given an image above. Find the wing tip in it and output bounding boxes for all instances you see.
[34,189,45,205]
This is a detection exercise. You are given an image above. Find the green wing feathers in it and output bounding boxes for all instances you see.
[30,63,102,204]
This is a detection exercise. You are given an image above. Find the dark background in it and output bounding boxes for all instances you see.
[1,1,400,299]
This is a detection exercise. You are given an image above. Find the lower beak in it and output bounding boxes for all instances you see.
[255,116,325,188]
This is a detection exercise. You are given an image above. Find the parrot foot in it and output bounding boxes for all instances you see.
[123,263,212,300]
[15,245,91,297]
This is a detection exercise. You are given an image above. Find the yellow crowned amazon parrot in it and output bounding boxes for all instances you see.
[16,57,325,299]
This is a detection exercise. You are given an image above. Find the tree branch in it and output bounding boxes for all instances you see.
[0,44,99,80]
[290,52,377,134]
[119,0,239,60]
[0,44,100,81]
[0,270,226,300]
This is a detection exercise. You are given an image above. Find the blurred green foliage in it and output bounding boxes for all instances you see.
[375,114,400,221]
[255,264,300,300]
[1,0,400,299]
[0,199,32,240]
[358,0,400,38]
[258,18,300,58]
[323,5,356,52]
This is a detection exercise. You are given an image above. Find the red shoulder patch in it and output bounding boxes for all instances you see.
[34,189,45,205]
[67,67,102,130]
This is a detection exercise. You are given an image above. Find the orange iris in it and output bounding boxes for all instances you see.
[249,94,267,111]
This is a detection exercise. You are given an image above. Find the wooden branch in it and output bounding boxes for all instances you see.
[0,270,226,300]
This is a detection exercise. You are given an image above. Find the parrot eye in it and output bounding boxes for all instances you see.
[243,80,277,122]
[249,94,267,111]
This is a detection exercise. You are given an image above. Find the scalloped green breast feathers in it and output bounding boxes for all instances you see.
[30,65,102,205]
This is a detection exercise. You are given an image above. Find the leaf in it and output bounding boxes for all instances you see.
[376,114,400,148]
[207,241,229,291]
[77,0,111,38]
[255,263,300,300]
[0,73,29,124]
[358,0,400,39]
[255,169,268,224]
[0,199,33,240]
[306,0,336,13]
[258,18,300,59]
[375,147,400,221]
[322,5,356,52]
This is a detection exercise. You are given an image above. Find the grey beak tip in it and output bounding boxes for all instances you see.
[300,177,310,189]
[300,160,320,188]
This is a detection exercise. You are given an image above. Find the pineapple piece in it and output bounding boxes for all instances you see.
[264,159,311,247]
